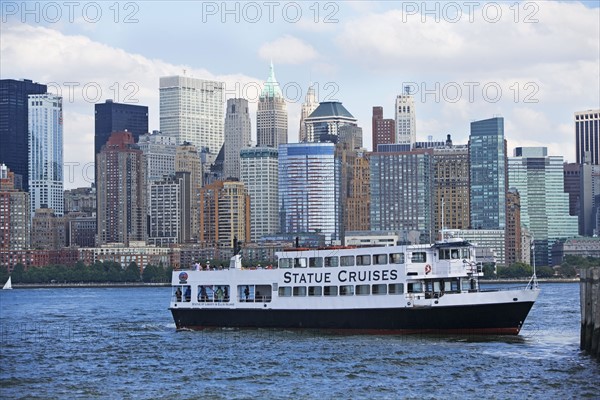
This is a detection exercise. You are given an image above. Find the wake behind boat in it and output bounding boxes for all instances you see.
[169,239,539,334]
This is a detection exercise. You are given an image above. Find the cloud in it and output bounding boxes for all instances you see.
[0,23,265,188]
[334,2,599,75]
[258,35,319,64]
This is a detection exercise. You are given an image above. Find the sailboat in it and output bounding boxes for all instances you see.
[2,276,12,290]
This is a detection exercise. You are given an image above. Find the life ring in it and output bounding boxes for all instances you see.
[425,264,432,274]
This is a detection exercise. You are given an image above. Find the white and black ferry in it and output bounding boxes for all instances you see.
[169,239,539,334]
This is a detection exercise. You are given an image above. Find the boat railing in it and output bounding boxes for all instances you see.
[237,296,272,303]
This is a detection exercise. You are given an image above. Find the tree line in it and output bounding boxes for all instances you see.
[0,261,172,285]
[482,255,600,279]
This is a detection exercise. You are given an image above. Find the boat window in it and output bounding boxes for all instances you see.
[340,255,354,267]
[309,257,323,268]
[308,286,322,296]
[388,283,404,295]
[279,258,292,269]
[433,281,441,292]
[294,257,307,268]
[372,284,387,295]
[255,285,272,302]
[324,286,338,296]
[443,281,452,292]
[389,253,405,264]
[407,282,423,293]
[356,284,370,295]
[373,254,388,265]
[293,286,307,296]
[461,248,470,259]
[450,249,459,259]
[324,256,339,268]
[451,280,459,292]
[439,249,450,260]
[460,278,469,291]
[198,285,230,302]
[278,286,292,297]
[339,285,354,296]
[238,285,255,302]
[356,255,371,266]
[173,286,183,302]
[411,252,427,263]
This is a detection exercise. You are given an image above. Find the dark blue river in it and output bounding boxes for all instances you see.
[1,283,598,399]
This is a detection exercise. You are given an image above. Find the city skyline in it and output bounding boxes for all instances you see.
[1,1,598,189]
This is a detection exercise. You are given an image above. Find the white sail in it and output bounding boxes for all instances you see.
[2,276,12,290]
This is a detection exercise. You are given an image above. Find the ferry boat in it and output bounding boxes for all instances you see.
[169,239,540,334]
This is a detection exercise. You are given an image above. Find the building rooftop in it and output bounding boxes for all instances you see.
[307,102,355,119]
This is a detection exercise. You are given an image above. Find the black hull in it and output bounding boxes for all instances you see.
[170,301,535,335]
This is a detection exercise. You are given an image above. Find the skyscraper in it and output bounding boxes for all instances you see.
[94,99,148,155]
[159,76,225,154]
[257,63,287,148]
[579,163,600,236]
[96,132,146,246]
[508,147,578,266]
[372,106,395,151]
[148,174,190,247]
[224,98,252,180]
[395,89,416,146]
[304,102,358,144]
[433,142,470,234]
[199,180,250,248]
[299,84,318,142]
[137,131,177,183]
[0,79,47,191]
[505,188,522,266]
[344,152,370,232]
[278,143,341,243]
[575,109,600,165]
[370,148,434,243]
[469,117,507,230]
[28,93,64,217]
[175,143,202,243]
[0,164,30,250]
[240,147,279,242]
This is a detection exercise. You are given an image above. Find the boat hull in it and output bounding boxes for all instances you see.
[170,300,535,335]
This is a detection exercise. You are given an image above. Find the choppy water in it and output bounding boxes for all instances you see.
[0,283,598,399]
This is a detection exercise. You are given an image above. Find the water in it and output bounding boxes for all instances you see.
[1,283,598,399]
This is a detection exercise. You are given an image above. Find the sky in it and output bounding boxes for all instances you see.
[1,1,599,189]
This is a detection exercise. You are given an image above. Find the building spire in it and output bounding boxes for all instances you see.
[261,62,283,98]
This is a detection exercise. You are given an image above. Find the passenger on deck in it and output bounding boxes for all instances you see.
[216,286,224,302]
[175,288,182,302]
[199,286,207,302]
[244,285,250,302]
[184,286,191,302]
[224,287,229,301]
